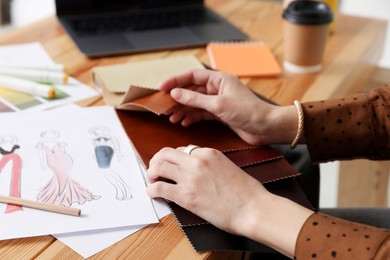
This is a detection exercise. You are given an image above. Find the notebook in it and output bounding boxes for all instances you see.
[92,55,205,110]
[207,41,282,77]
[55,0,247,57]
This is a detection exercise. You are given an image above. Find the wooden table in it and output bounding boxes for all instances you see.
[0,0,387,259]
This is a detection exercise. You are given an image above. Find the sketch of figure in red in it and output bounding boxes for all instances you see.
[0,134,23,213]
[36,130,101,207]
[89,126,132,200]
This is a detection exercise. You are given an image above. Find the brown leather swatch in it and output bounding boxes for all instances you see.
[115,92,313,253]
[119,85,195,115]
[120,89,179,115]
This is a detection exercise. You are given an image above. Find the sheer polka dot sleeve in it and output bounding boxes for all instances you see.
[295,213,390,259]
[302,84,390,162]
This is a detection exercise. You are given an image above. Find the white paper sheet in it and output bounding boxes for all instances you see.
[0,42,171,258]
[55,198,171,258]
[0,106,159,240]
[0,42,99,112]
[54,153,171,258]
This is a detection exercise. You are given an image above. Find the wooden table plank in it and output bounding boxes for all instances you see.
[0,236,55,259]
[302,16,387,102]
[0,0,387,258]
[338,159,390,207]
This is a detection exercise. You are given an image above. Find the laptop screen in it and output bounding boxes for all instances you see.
[56,0,204,15]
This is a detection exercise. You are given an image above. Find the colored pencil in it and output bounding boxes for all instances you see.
[0,195,81,217]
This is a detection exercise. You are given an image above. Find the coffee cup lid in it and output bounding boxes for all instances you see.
[283,0,333,25]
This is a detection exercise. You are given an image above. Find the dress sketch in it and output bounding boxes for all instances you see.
[0,134,23,213]
[89,126,132,200]
[36,130,101,207]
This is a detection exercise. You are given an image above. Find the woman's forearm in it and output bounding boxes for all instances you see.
[242,192,313,258]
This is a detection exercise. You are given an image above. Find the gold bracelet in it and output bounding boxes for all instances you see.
[290,100,304,149]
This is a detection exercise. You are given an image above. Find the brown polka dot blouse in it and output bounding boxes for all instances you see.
[295,213,389,259]
[295,85,390,259]
[302,85,390,162]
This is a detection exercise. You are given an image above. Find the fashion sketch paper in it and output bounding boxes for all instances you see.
[54,139,171,258]
[0,106,158,240]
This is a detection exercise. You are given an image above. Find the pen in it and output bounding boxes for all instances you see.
[0,74,56,98]
[0,195,81,217]
[0,67,68,84]
[0,62,66,73]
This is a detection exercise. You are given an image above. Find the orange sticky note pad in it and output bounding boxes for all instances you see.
[207,41,281,77]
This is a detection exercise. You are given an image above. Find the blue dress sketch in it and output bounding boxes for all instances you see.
[36,130,101,207]
[89,126,132,200]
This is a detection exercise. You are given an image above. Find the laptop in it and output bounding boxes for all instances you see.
[55,0,248,57]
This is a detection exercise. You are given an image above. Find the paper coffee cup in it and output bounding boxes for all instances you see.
[283,1,333,73]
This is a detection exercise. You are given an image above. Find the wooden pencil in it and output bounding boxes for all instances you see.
[0,195,81,217]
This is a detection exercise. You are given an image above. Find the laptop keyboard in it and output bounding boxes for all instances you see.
[69,8,217,36]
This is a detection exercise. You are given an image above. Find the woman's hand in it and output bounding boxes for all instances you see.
[160,69,298,145]
[146,146,313,257]
[146,146,269,235]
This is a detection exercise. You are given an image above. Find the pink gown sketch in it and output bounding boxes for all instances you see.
[36,130,100,207]
[0,143,23,214]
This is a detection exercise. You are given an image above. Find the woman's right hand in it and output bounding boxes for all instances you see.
[160,69,297,145]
